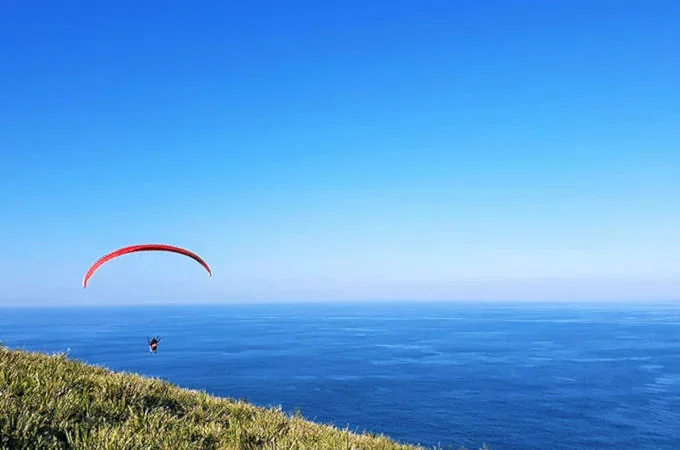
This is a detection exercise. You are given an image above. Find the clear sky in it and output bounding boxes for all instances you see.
[1,1,679,306]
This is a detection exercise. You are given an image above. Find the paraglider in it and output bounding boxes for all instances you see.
[82,243,212,288]
[82,243,211,354]
[148,336,161,353]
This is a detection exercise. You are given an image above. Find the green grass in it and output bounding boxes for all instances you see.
[0,343,489,450]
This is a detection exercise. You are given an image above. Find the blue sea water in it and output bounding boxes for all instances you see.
[1,301,679,449]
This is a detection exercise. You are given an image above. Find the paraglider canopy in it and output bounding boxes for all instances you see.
[82,243,212,288]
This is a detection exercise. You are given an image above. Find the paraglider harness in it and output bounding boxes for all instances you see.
[147,336,161,353]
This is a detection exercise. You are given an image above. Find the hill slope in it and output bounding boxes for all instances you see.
[0,344,487,449]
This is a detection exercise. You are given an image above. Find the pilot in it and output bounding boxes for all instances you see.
[147,337,161,353]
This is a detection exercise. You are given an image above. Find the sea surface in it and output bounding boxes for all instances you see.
[1,301,679,449]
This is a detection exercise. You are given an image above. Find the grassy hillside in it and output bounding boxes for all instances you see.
[0,344,488,450]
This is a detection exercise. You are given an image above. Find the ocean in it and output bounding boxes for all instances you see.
[1,301,679,449]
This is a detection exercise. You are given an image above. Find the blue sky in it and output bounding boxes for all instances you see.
[1,1,679,306]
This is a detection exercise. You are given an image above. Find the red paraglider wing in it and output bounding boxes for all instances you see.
[82,244,212,288]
